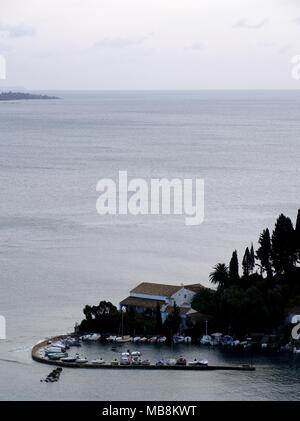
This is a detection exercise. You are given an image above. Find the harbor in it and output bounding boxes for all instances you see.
[31,334,255,371]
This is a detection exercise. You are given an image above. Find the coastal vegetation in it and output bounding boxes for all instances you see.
[191,210,300,337]
[0,91,60,100]
[79,210,300,340]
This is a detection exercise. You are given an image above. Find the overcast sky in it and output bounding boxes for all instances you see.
[0,0,300,89]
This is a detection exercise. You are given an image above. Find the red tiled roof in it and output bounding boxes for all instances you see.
[130,282,181,297]
[120,296,164,308]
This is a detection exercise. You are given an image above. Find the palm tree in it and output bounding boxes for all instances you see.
[209,263,229,289]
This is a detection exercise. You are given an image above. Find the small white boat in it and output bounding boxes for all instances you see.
[47,353,67,360]
[132,336,141,343]
[173,336,185,344]
[106,335,117,342]
[139,337,148,343]
[157,336,167,343]
[131,351,141,356]
[60,356,76,362]
[111,359,119,366]
[120,356,131,365]
[121,352,130,357]
[148,336,157,343]
[75,354,88,363]
[76,357,88,363]
[200,335,212,345]
[188,359,208,366]
[131,356,142,365]
[91,358,106,364]
[115,335,132,343]
[166,358,177,366]
[176,356,187,366]
[141,359,150,365]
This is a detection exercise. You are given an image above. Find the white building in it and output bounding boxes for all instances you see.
[120,282,206,326]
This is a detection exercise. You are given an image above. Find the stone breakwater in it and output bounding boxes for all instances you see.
[32,334,256,371]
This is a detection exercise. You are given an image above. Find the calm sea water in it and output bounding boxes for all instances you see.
[0,90,299,400]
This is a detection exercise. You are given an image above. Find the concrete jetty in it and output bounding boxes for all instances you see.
[32,335,256,371]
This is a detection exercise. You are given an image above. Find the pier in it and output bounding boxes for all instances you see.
[31,335,256,371]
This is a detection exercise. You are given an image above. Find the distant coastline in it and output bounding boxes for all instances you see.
[0,91,60,101]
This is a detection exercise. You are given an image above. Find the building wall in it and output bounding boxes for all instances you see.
[171,288,195,307]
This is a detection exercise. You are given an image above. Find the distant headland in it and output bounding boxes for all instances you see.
[0,91,60,101]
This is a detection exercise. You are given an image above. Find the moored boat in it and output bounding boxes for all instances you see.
[176,356,187,366]
[91,358,106,364]
[60,356,76,362]
[166,358,177,366]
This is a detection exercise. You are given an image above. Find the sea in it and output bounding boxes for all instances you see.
[0,90,299,400]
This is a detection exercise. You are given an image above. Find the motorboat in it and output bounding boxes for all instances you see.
[87,333,101,342]
[139,337,148,343]
[75,353,88,363]
[157,336,167,343]
[121,352,130,356]
[156,359,164,366]
[91,358,106,364]
[131,356,142,365]
[75,357,88,363]
[106,335,117,342]
[47,353,67,360]
[166,358,177,366]
[66,337,81,347]
[60,356,76,362]
[200,335,212,345]
[141,359,150,365]
[173,336,185,344]
[148,336,157,343]
[131,351,141,356]
[132,337,141,343]
[176,356,187,366]
[45,347,67,355]
[188,359,208,366]
[221,335,233,346]
[115,335,132,343]
[111,359,119,366]
[120,356,131,365]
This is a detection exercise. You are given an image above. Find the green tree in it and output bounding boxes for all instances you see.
[209,263,229,289]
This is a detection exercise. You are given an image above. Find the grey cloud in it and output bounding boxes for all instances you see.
[0,23,36,38]
[232,18,268,29]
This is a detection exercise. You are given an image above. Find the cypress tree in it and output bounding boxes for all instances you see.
[242,247,251,277]
[250,243,255,273]
[229,250,239,281]
[256,228,272,278]
[296,209,300,262]
[271,214,297,274]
